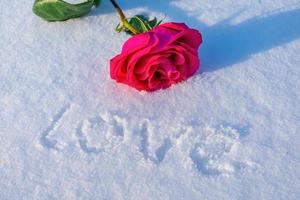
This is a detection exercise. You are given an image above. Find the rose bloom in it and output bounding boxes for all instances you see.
[110,22,202,91]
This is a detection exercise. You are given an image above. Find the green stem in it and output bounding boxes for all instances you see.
[109,0,139,34]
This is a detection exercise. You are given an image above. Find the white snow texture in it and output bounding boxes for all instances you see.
[1,0,300,199]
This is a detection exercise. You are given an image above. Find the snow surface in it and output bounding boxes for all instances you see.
[1,0,300,199]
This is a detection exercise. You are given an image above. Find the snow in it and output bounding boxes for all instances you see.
[1,0,300,199]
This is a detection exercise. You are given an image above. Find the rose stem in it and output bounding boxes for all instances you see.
[109,0,139,34]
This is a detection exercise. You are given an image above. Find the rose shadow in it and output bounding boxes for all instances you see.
[93,1,300,73]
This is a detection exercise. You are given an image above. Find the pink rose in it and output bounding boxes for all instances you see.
[110,22,202,91]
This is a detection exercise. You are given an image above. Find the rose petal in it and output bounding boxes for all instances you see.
[110,22,202,92]
[158,22,189,32]
[127,32,160,69]
[169,51,186,65]
[122,33,151,53]
[110,54,129,81]
[148,71,165,90]
[157,58,180,80]
[172,29,202,49]
[183,51,200,76]
[168,71,180,80]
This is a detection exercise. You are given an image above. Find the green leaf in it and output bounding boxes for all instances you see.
[148,18,163,28]
[123,15,162,34]
[115,23,124,33]
[114,14,163,35]
[156,19,163,27]
[94,0,101,7]
[129,16,150,33]
[33,0,101,21]
[148,18,157,28]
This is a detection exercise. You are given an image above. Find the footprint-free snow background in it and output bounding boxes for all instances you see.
[1,0,300,199]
